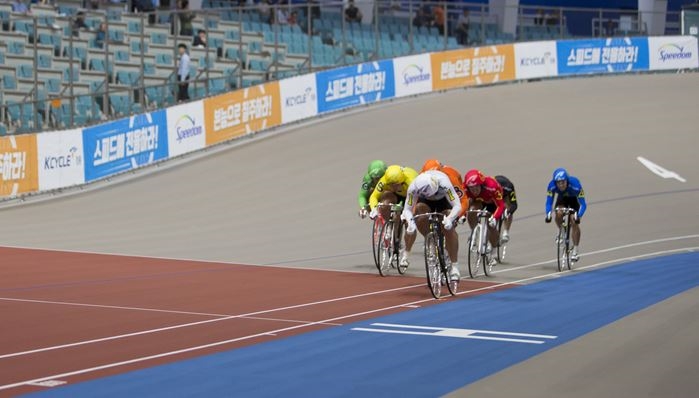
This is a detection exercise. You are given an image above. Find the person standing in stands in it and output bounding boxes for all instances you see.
[177,0,195,36]
[344,0,362,24]
[177,43,191,102]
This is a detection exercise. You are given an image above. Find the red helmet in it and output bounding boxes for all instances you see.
[464,169,485,188]
[421,159,443,173]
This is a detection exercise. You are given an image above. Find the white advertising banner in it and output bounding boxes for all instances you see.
[279,73,318,124]
[166,101,206,157]
[648,36,699,70]
[37,129,85,191]
[393,53,433,97]
[514,41,559,79]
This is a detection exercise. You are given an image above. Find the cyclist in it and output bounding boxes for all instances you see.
[421,159,469,219]
[369,165,418,266]
[545,168,587,262]
[401,170,463,281]
[357,160,387,218]
[494,175,518,243]
[463,169,506,258]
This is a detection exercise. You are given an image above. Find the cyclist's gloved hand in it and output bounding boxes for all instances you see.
[545,212,552,223]
[442,217,454,231]
[359,208,368,219]
[488,216,497,228]
[574,212,581,224]
[458,215,467,224]
[369,208,378,220]
[406,219,417,234]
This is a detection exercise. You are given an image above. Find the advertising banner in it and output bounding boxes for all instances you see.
[514,41,559,79]
[204,82,281,145]
[0,135,38,198]
[316,60,395,113]
[166,101,206,157]
[279,74,318,124]
[393,53,433,98]
[37,129,85,191]
[648,36,699,70]
[82,111,169,183]
[556,37,649,75]
[430,44,516,90]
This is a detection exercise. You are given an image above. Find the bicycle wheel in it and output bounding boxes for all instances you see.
[371,217,382,271]
[395,222,408,275]
[496,220,507,263]
[438,232,458,296]
[556,226,566,272]
[467,224,482,278]
[565,220,573,271]
[424,231,442,299]
[377,221,393,277]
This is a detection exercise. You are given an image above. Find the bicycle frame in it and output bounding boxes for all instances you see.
[413,211,457,298]
[554,206,576,271]
[466,209,494,277]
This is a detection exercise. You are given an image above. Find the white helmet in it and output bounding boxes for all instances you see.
[415,173,439,197]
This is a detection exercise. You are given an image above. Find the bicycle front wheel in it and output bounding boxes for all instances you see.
[371,218,382,271]
[378,221,393,277]
[438,233,458,296]
[496,220,507,264]
[424,232,442,299]
[556,227,566,272]
[467,225,482,278]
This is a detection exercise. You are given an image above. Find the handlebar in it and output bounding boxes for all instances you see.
[376,202,403,212]
[464,209,492,217]
[412,212,445,221]
[554,207,576,214]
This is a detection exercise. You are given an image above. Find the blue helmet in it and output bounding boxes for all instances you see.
[553,168,568,182]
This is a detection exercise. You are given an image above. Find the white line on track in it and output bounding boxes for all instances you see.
[0,245,696,391]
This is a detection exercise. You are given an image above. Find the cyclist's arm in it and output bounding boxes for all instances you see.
[368,178,385,209]
[459,192,469,217]
[545,180,556,214]
[492,187,506,220]
[444,186,462,222]
[401,184,417,221]
[357,174,372,209]
[577,189,587,217]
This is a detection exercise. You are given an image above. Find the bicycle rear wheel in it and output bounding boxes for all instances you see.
[378,221,393,277]
[371,218,382,270]
[467,224,482,278]
[496,220,507,263]
[424,231,442,299]
[438,233,458,296]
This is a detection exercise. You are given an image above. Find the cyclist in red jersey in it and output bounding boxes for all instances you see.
[463,169,506,252]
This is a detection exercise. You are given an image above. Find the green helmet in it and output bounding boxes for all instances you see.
[367,160,387,180]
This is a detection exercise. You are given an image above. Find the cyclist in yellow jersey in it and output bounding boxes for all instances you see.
[369,165,418,267]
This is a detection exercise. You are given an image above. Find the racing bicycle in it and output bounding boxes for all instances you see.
[414,212,458,299]
[555,206,578,272]
[377,203,406,276]
[466,209,496,278]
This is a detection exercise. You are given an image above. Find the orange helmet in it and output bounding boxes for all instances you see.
[464,169,485,188]
[421,159,443,173]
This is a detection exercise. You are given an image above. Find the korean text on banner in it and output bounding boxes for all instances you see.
[82,111,169,183]
[279,74,318,124]
[204,82,281,145]
[514,41,558,80]
[0,135,38,198]
[556,37,649,75]
[393,53,433,98]
[37,129,85,191]
[430,44,515,90]
[167,101,206,157]
[316,60,395,113]
[648,36,699,70]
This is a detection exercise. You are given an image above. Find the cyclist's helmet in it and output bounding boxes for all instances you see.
[421,159,443,173]
[415,173,440,197]
[464,169,485,188]
[368,160,387,180]
[384,165,406,185]
[553,168,568,182]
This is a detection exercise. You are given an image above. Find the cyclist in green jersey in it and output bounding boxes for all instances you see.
[358,160,387,218]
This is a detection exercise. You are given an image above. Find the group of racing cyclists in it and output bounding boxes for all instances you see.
[358,160,586,280]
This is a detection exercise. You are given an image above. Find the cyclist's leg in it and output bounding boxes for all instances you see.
[378,191,398,220]
[405,201,431,254]
[467,201,483,229]
[484,203,499,249]
[436,199,460,280]
[569,199,582,259]
[554,195,566,230]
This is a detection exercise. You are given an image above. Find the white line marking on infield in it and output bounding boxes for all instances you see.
[352,323,557,344]
[637,156,686,182]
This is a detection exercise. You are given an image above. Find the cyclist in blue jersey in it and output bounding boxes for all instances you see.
[545,168,587,261]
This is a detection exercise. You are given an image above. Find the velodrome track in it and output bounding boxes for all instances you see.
[0,72,697,396]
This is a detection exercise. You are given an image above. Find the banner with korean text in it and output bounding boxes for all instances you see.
[82,111,169,183]
[315,60,395,113]
[556,37,649,75]
[203,82,281,145]
[0,135,39,198]
[430,44,516,90]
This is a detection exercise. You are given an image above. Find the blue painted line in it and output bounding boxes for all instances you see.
[26,252,699,398]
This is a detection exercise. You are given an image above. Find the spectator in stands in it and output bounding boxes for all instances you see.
[95,22,107,48]
[72,11,89,37]
[177,43,191,102]
[288,10,298,27]
[534,9,544,25]
[432,4,445,35]
[412,8,429,28]
[193,29,207,48]
[177,0,196,36]
[455,9,469,45]
[271,4,288,25]
[12,0,31,14]
[344,0,362,24]
[257,0,271,24]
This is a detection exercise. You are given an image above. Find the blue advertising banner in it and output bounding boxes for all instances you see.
[82,111,169,182]
[316,60,395,113]
[556,37,649,75]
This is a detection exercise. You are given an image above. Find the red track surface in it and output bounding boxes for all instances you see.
[0,247,507,397]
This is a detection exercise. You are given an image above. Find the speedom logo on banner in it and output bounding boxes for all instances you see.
[648,36,699,70]
[393,54,433,98]
[166,102,206,157]
[82,111,169,182]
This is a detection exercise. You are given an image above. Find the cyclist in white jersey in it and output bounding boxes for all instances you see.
[401,170,462,281]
